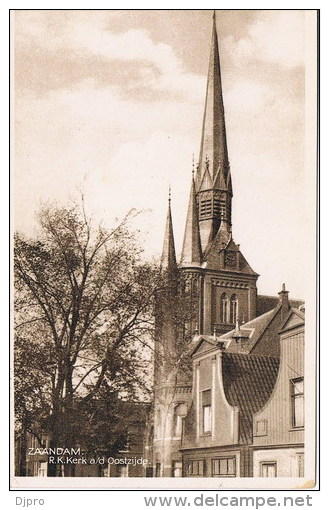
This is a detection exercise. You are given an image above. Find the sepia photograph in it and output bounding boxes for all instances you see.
[11,9,318,489]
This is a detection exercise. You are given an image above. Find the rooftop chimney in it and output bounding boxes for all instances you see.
[278,283,290,319]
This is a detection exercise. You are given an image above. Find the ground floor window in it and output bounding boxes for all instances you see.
[117,464,129,477]
[146,466,153,477]
[37,461,47,477]
[155,462,161,477]
[260,461,277,477]
[212,457,236,477]
[186,459,205,477]
[172,461,182,477]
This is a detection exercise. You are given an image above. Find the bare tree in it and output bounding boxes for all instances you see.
[14,201,158,476]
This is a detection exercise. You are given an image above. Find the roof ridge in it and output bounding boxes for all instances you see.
[222,352,280,361]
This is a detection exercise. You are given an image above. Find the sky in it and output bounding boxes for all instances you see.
[13,9,317,299]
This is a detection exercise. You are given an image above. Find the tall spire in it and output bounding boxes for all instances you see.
[196,10,230,189]
[160,191,177,272]
[181,174,202,267]
[194,11,233,252]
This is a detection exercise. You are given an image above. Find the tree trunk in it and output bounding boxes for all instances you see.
[16,428,27,476]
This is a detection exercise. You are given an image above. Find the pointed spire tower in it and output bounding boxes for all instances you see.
[181,163,202,267]
[160,189,177,272]
[195,11,233,252]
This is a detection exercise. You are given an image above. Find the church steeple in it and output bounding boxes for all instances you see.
[195,11,233,252]
[181,171,202,267]
[160,190,177,272]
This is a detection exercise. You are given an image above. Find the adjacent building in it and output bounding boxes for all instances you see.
[252,308,305,477]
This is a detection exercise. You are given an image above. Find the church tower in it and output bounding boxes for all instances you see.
[153,194,191,477]
[180,12,258,336]
[152,11,259,477]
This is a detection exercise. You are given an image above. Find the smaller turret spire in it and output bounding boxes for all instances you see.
[181,175,202,267]
[161,191,177,272]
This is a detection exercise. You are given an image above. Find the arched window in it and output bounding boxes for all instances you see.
[156,409,162,439]
[173,403,187,438]
[221,293,229,323]
[230,294,238,324]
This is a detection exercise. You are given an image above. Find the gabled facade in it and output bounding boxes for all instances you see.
[180,334,280,477]
[252,308,305,477]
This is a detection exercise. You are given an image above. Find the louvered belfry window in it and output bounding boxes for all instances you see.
[198,191,222,220]
[199,197,212,218]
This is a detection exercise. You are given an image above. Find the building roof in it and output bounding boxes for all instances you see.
[220,307,278,353]
[219,289,304,356]
[190,334,230,356]
[279,307,305,334]
[222,352,280,443]
[257,295,304,316]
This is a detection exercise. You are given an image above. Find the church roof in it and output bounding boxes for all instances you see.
[222,352,280,443]
[202,235,259,275]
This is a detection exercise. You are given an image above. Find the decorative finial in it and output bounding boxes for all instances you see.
[282,283,286,292]
[213,326,217,340]
[192,153,195,178]
[213,10,216,21]
[168,185,171,203]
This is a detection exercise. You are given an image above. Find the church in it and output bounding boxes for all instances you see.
[145,12,305,479]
